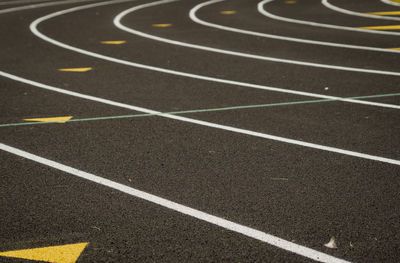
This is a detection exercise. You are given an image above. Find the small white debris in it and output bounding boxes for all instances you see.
[324,237,338,249]
[324,87,329,90]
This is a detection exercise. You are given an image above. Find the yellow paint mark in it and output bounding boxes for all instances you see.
[389,47,400,50]
[367,11,400,16]
[101,40,126,44]
[391,0,400,3]
[152,24,172,27]
[0,242,88,263]
[24,116,73,123]
[220,10,236,15]
[285,0,297,4]
[358,25,400,30]
[58,67,92,72]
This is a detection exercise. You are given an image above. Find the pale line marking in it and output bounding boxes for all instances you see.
[29,0,400,109]
[190,0,400,54]
[322,0,400,22]
[381,0,400,7]
[0,0,53,6]
[0,0,99,14]
[1,71,400,166]
[0,143,351,263]
[113,0,400,76]
[259,0,400,36]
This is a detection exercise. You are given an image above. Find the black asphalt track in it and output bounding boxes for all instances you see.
[1,0,400,262]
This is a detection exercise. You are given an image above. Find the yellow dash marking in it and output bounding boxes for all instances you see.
[58,67,92,72]
[220,10,236,15]
[358,25,400,30]
[367,11,400,16]
[0,242,88,263]
[101,40,126,44]
[152,24,172,27]
[389,47,400,50]
[24,116,73,123]
[285,0,297,4]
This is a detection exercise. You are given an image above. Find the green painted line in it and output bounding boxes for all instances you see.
[1,92,399,128]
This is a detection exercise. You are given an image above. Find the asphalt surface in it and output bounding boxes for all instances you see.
[1,0,400,262]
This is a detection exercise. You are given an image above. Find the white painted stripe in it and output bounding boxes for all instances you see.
[28,0,400,109]
[381,0,400,7]
[0,0,98,14]
[322,0,400,21]
[1,70,400,167]
[190,0,400,54]
[0,142,352,263]
[259,0,400,36]
[0,0,52,6]
[113,0,400,76]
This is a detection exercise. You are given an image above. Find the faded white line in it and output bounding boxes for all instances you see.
[322,0,400,21]
[259,0,400,36]
[29,0,400,109]
[0,142,352,263]
[0,0,98,14]
[114,0,400,76]
[0,0,52,6]
[381,0,400,7]
[190,0,400,54]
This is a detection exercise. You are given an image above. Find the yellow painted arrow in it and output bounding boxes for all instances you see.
[58,68,92,72]
[0,242,88,263]
[24,116,73,123]
[101,40,126,44]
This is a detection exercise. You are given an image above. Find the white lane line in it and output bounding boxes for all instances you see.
[0,143,352,263]
[259,0,400,36]
[382,0,400,7]
[190,0,400,54]
[0,0,52,6]
[28,0,400,110]
[1,70,400,166]
[322,0,400,21]
[114,0,400,76]
[0,0,99,14]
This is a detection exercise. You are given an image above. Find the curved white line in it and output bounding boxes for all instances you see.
[0,0,98,14]
[322,0,400,21]
[29,0,400,109]
[114,0,400,76]
[190,0,400,54]
[381,0,400,7]
[259,0,400,36]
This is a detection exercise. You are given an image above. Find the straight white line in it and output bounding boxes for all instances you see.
[0,0,52,6]
[0,142,352,263]
[1,70,400,166]
[190,0,400,54]
[259,0,400,36]
[322,0,400,21]
[28,0,400,110]
[381,0,400,7]
[0,0,98,14]
[113,0,400,76]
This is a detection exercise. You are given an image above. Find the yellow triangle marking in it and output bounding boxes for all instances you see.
[220,10,236,15]
[358,25,400,30]
[101,40,126,44]
[0,242,88,263]
[58,67,92,72]
[367,11,400,16]
[24,116,73,123]
[152,23,172,27]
